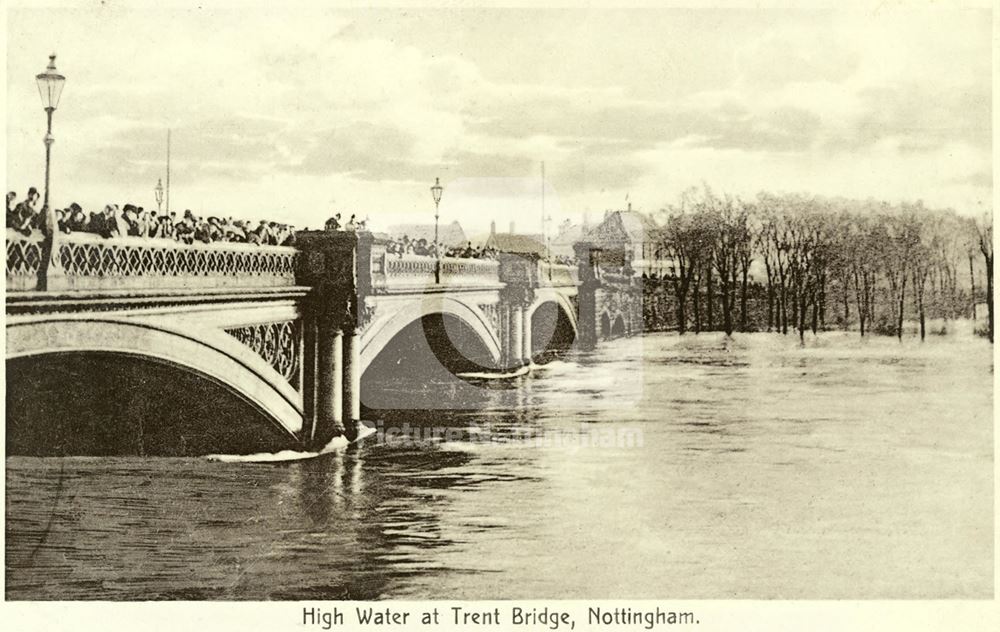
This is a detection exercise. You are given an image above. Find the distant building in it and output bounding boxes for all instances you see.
[483,221,546,256]
[386,220,467,248]
[550,218,590,259]
[583,207,670,277]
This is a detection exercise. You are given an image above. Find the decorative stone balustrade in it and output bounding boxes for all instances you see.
[6,230,44,291]
[7,229,581,296]
[6,230,298,292]
[369,250,501,293]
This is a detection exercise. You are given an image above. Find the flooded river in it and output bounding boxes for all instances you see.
[5,331,993,599]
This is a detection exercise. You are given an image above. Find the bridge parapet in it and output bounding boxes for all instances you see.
[369,241,501,293]
[6,230,44,291]
[538,262,579,288]
[6,229,298,292]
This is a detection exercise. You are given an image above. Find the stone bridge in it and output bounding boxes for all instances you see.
[5,228,639,455]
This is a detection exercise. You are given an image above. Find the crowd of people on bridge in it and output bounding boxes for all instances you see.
[7,188,580,266]
[323,213,368,232]
[7,188,296,246]
[382,235,500,260]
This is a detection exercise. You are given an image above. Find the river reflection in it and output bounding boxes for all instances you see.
[5,331,994,599]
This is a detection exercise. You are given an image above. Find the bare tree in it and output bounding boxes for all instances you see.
[976,213,993,342]
[654,188,983,341]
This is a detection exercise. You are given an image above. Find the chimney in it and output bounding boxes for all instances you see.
[509,221,515,234]
[490,220,496,236]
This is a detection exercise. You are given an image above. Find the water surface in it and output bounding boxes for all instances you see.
[6,331,993,599]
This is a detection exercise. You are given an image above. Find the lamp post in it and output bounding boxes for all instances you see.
[431,177,443,284]
[154,178,164,213]
[36,53,66,226]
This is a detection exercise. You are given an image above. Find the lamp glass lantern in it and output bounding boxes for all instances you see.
[154,179,165,211]
[430,177,444,283]
[431,178,443,206]
[36,54,66,112]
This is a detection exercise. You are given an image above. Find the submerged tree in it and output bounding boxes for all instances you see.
[976,213,993,343]
[653,188,988,342]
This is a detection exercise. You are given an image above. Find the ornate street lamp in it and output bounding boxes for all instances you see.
[36,54,66,221]
[431,177,444,284]
[154,178,165,213]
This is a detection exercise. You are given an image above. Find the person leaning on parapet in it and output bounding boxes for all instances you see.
[121,205,142,237]
[155,213,174,240]
[9,188,40,235]
[66,203,88,232]
[173,210,194,244]
[6,191,17,227]
[245,219,269,245]
[87,204,122,238]
[107,204,125,238]
[53,208,73,234]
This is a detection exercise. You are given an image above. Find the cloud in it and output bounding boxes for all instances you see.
[853,83,990,150]
[5,7,992,232]
[468,86,826,158]
[71,116,292,183]
[292,122,421,180]
[953,171,992,189]
[734,24,861,90]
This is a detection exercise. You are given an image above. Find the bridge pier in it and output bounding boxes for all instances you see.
[498,254,537,369]
[327,328,345,431]
[509,304,524,367]
[521,305,532,364]
[296,230,368,449]
[342,328,361,440]
[574,242,599,349]
[306,296,347,445]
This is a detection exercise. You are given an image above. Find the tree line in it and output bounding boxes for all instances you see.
[650,186,993,342]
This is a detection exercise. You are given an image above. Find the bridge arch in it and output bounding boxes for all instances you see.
[526,292,579,340]
[6,319,303,449]
[526,293,579,360]
[360,296,502,377]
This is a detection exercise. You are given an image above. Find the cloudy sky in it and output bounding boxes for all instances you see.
[5,4,992,236]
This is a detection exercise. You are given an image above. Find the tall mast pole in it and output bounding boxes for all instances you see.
[166,129,171,214]
[542,161,552,278]
[541,161,546,244]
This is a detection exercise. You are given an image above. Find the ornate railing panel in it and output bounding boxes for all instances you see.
[440,258,500,279]
[225,320,301,391]
[6,231,298,291]
[370,252,501,292]
[6,230,44,291]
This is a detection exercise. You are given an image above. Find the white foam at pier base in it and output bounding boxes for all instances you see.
[205,449,320,463]
[205,422,375,463]
[353,424,377,442]
[457,365,531,380]
[317,435,350,453]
